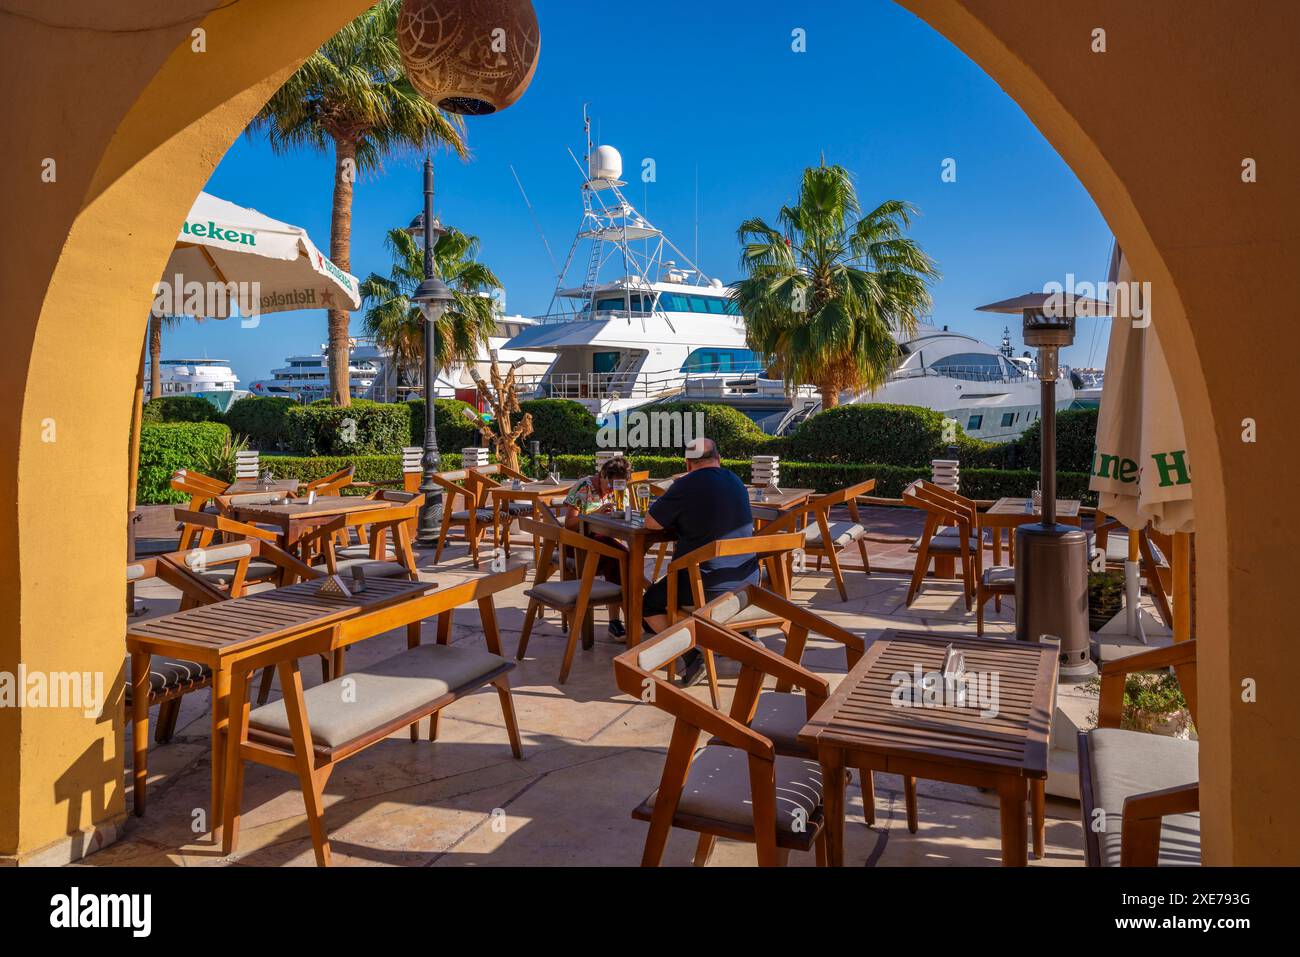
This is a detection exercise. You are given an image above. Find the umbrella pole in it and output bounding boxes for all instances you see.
[1173,531,1192,642]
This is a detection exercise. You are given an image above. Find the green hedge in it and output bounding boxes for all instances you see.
[779,403,1005,468]
[520,398,599,456]
[137,422,231,504]
[406,398,479,453]
[141,395,224,424]
[1016,407,1098,474]
[284,399,411,455]
[625,402,772,458]
[225,396,296,451]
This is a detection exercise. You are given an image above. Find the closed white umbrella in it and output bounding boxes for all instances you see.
[158,191,361,318]
[1089,245,1193,641]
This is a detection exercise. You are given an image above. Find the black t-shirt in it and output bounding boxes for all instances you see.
[650,466,758,584]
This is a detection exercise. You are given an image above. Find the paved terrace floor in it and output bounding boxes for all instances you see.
[95,505,1090,867]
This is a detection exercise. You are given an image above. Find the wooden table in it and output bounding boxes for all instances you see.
[799,630,1058,866]
[983,497,1083,565]
[228,495,393,552]
[579,511,673,647]
[225,478,300,495]
[127,576,436,841]
[486,480,578,557]
[748,486,815,529]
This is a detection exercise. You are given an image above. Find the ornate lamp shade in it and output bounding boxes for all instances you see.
[398,0,541,116]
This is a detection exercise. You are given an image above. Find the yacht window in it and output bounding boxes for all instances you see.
[680,348,764,374]
[658,292,740,316]
[967,414,983,431]
[1000,412,1015,428]
[930,353,1005,381]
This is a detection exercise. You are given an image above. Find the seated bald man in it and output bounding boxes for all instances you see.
[642,437,759,683]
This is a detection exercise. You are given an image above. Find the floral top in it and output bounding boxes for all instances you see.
[563,476,608,515]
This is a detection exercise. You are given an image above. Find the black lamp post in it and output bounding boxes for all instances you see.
[977,290,1105,678]
[409,157,454,546]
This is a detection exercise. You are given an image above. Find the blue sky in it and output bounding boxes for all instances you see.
[170,0,1115,385]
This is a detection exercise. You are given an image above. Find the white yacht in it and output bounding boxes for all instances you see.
[145,358,247,412]
[504,134,754,418]
[431,312,553,402]
[249,339,384,402]
[844,324,1076,442]
[1069,367,1104,408]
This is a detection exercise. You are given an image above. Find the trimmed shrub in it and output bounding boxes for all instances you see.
[284,400,411,456]
[261,452,462,492]
[225,395,296,451]
[406,398,479,454]
[1016,407,1099,475]
[782,404,943,466]
[137,422,231,504]
[627,402,773,459]
[141,395,224,424]
[520,399,599,455]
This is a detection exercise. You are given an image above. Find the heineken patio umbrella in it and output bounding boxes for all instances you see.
[159,191,361,318]
[129,192,361,516]
[1089,245,1193,641]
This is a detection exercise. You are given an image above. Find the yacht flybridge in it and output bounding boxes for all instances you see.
[505,129,756,417]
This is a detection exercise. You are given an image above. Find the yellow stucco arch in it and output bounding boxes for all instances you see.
[1,0,1295,864]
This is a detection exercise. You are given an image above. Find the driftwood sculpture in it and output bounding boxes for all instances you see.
[467,350,534,473]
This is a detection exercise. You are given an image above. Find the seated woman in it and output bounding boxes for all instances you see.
[562,454,632,638]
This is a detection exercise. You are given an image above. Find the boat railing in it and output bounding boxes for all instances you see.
[534,308,657,326]
[516,369,690,401]
[889,363,1030,384]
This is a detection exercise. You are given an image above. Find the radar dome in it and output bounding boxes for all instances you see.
[589,145,623,182]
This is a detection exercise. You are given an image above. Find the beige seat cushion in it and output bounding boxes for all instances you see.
[331,557,412,580]
[913,525,981,554]
[804,521,866,549]
[982,565,1016,590]
[688,594,779,627]
[526,578,622,608]
[248,642,508,748]
[195,559,280,588]
[647,745,822,835]
[748,691,813,755]
[1088,727,1200,866]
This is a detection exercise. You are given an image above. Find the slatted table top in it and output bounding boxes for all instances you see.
[985,497,1082,521]
[799,630,1058,780]
[746,486,815,509]
[230,495,393,521]
[127,577,436,662]
[488,480,578,498]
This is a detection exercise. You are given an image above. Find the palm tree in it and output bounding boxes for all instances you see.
[146,312,185,402]
[732,162,939,409]
[248,0,467,406]
[359,226,501,395]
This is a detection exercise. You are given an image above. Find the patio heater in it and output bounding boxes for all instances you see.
[977,292,1105,678]
[409,158,454,546]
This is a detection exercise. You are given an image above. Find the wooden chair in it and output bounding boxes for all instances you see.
[220,567,528,866]
[124,558,226,748]
[761,479,877,601]
[297,499,423,583]
[902,480,984,609]
[1094,511,1174,628]
[471,464,544,552]
[299,464,355,498]
[693,586,920,831]
[430,469,494,566]
[514,515,629,683]
[170,469,228,549]
[613,616,830,867]
[354,488,421,548]
[1079,640,1199,866]
[171,510,315,594]
[659,531,805,709]
[976,566,1016,636]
